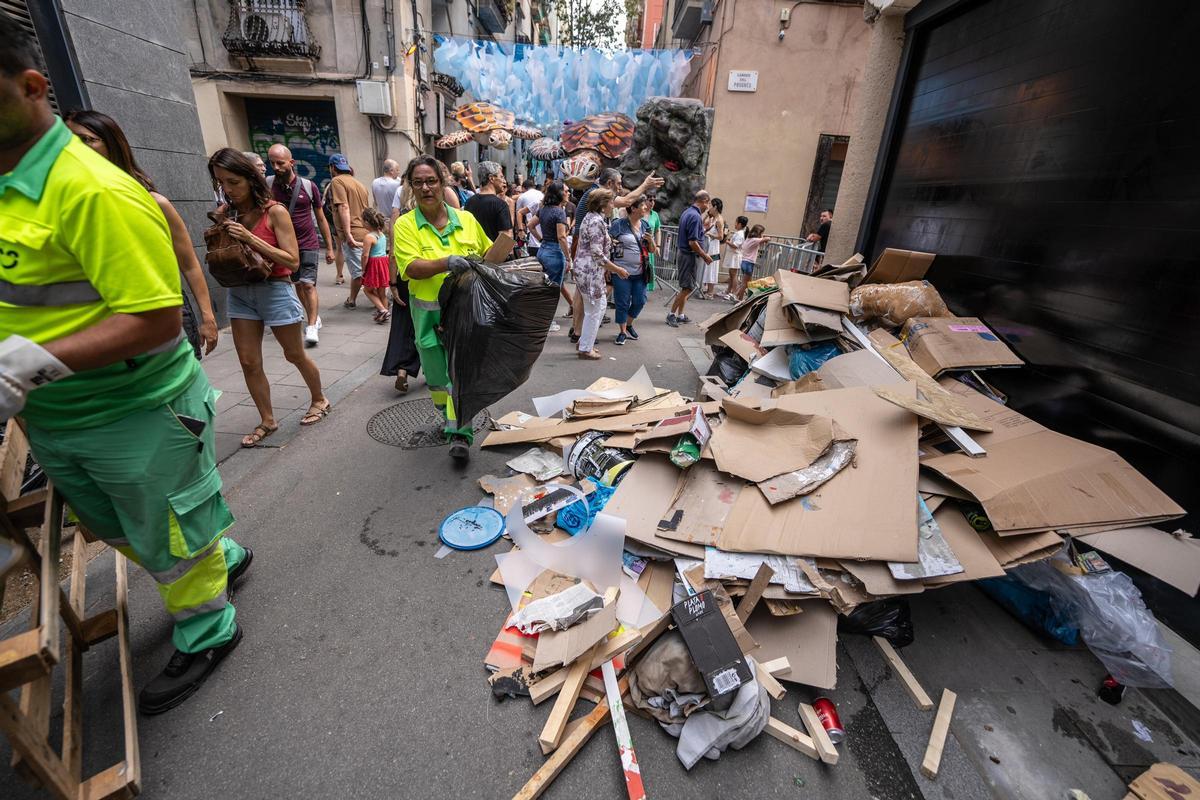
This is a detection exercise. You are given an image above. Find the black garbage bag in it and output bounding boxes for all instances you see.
[439,257,559,427]
[837,599,914,648]
[706,348,748,386]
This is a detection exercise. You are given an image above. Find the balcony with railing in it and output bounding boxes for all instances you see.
[222,0,321,61]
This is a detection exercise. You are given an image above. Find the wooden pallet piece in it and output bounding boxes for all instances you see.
[539,643,599,754]
[755,660,786,700]
[765,717,820,760]
[921,689,957,779]
[601,660,646,800]
[873,636,934,710]
[798,702,839,765]
[529,629,641,705]
[760,656,790,675]
[735,562,774,623]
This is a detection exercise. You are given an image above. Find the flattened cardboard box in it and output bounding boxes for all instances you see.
[923,503,1006,585]
[921,383,1185,534]
[863,248,936,285]
[717,386,919,561]
[745,602,837,689]
[672,590,754,699]
[901,316,1023,377]
[1077,527,1200,596]
[603,456,707,559]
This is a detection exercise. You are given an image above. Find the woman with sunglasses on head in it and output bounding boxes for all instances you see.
[65,110,219,359]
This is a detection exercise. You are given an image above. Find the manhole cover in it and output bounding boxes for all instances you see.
[366,399,490,449]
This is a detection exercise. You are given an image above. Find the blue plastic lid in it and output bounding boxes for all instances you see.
[438,506,506,551]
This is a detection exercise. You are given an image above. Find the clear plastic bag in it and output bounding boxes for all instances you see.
[1008,553,1172,688]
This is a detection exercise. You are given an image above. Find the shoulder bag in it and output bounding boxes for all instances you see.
[203,205,272,287]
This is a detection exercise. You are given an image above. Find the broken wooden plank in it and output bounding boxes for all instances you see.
[873,635,933,711]
[765,716,820,760]
[529,629,641,705]
[601,660,646,800]
[921,688,957,779]
[798,702,839,765]
[755,660,787,700]
[735,562,774,623]
[760,656,791,676]
[539,643,598,754]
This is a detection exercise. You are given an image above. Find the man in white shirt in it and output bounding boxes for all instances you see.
[515,177,544,256]
[370,159,402,214]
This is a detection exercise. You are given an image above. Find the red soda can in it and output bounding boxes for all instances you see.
[812,697,845,744]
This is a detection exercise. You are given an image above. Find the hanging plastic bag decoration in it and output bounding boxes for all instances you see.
[438,257,559,431]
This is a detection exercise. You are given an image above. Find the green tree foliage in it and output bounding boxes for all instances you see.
[553,0,625,49]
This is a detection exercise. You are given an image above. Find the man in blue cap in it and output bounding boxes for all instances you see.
[327,153,371,309]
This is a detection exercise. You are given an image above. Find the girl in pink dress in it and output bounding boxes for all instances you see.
[360,208,391,323]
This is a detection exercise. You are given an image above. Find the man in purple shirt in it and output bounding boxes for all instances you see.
[668,189,712,327]
[267,144,335,346]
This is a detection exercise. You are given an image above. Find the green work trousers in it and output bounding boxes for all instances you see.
[27,371,243,653]
[410,298,473,443]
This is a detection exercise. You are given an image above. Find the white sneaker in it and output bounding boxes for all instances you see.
[549,321,561,332]
[304,324,319,346]
[315,315,323,330]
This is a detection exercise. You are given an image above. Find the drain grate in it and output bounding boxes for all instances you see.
[366,399,490,449]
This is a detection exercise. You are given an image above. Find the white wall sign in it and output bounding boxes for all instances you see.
[745,193,769,213]
[728,70,759,93]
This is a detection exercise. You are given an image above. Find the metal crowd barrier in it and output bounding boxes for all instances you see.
[655,226,823,285]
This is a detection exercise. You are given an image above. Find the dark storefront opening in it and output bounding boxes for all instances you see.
[803,134,848,238]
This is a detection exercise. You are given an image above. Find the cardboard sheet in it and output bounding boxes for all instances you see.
[481,401,721,447]
[862,248,935,285]
[775,269,850,313]
[716,386,920,561]
[979,527,1062,567]
[839,560,926,596]
[603,456,706,559]
[901,316,1023,377]
[655,461,742,547]
[748,346,793,382]
[532,594,618,672]
[922,503,1006,585]
[759,293,816,347]
[709,399,852,483]
[719,328,768,364]
[699,292,769,347]
[1077,527,1200,596]
[816,349,906,389]
[921,385,1185,534]
[745,603,838,689]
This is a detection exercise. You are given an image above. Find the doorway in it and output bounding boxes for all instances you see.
[802,134,849,238]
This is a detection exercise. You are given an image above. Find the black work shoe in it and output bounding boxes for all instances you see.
[138,624,243,716]
[227,546,253,603]
[626,325,639,340]
[568,330,580,344]
[448,436,471,461]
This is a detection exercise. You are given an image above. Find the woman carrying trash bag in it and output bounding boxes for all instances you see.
[391,155,492,461]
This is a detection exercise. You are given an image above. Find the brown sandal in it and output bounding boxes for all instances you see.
[394,370,409,394]
[241,423,278,448]
[578,350,602,360]
[300,400,332,426]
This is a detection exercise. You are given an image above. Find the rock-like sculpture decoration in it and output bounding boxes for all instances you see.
[617,97,715,226]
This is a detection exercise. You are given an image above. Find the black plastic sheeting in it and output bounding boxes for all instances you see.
[864,0,1200,533]
[440,259,560,429]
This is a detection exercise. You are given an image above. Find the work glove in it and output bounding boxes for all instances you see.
[447,255,473,276]
[0,335,73,420]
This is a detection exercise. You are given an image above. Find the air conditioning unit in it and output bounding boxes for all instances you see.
[356,79,393,116]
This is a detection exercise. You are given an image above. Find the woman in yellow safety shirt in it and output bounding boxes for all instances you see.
[391,155,491,461]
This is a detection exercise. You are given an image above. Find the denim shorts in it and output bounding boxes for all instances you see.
[292,249,320,284]
[227,280,305,327]
[740,259,756,275]
[342,241,364,279]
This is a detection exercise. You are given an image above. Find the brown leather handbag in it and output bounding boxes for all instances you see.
[203,207,272,287]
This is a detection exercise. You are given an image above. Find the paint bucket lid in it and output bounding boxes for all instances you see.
[439,506,506,551]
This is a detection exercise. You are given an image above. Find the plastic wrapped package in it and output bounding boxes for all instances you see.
[849,280,951,328]
[439,258,559,430]
[837,598,915,648]
[978,575,1080,646]
[1003,554,1173,688]
[787,341,842,378]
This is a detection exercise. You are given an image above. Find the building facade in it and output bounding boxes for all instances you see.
[185,0,556,191]
[643,0,871,238]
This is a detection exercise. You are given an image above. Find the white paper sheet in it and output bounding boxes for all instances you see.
[703,549,816,594]
[532,365,656,417]
[888,495,964,580]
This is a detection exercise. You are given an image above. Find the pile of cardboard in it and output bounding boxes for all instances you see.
[472,249,1189,798]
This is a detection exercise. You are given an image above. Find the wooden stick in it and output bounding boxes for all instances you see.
[765,717,820,760]
[513,677,627,800]
[798,702,839,765]
[921,689,957,779]
[601,660,646,800]
[529,629,641,704]
[873,636,933,710]
[735,562,774,622]
[539,644,597,754]
[755,660,786,700]
[62,530,87,780]
[760,656,790,676]
[114,552,142,794]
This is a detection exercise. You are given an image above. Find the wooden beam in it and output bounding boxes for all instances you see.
[513,677,629,800]
[539,644,598,754]
[798,702,839,765]
[735,562,773,623]
[873,636,933,711]
[529,629,641,705]
[80,609,119,648]
[114,553,142,796]
[0,419,29,501]
[62,531,87,780]
[921,689,957,779]
[0,693,75,800]
[760,656,791,676]
[0,629,51,693]
[78,760,138,800]
[755,660,786,700]
[765,717,820,761]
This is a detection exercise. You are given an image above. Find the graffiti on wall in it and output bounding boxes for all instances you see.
[244,98,341,188]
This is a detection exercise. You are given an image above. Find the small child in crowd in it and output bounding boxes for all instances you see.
[723,215,748,301]
[360,208,392,324]
[734,224,770,301]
